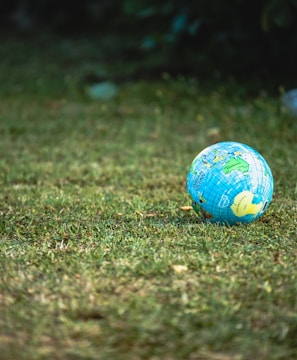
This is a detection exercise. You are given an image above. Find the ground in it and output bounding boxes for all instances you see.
[0,36,297,360]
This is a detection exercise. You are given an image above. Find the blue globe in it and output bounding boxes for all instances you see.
[187,142,274,225]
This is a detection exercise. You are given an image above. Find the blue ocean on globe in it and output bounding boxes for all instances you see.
[187,142,274,225]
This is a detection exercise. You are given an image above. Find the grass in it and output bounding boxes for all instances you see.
[0,35,297,360]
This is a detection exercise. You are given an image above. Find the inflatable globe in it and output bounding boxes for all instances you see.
[187,142,274,225]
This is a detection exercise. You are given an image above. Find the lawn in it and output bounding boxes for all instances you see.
[0,36,297,360]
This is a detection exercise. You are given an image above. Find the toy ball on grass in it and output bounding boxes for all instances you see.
[187,142,274,225]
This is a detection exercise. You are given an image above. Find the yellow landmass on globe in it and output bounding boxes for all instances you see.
[231,191,262,217]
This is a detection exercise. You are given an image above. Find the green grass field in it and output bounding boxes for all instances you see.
[0,37,297,360]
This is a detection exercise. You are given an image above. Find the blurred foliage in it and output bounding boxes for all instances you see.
[1,0,297,78]
[121,0,297,77]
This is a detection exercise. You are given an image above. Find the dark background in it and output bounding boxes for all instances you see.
[1,0,297,84]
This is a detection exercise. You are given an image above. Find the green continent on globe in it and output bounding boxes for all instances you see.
[222,157,249,174]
